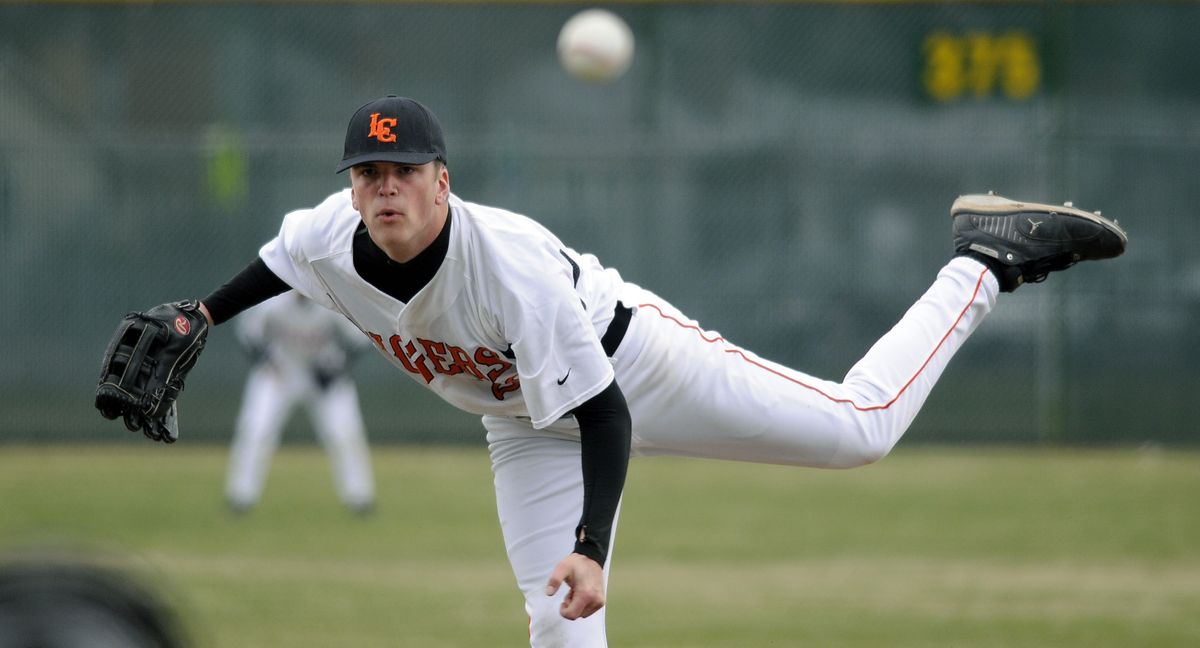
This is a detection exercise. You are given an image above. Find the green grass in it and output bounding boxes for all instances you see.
[1,445,1197,647]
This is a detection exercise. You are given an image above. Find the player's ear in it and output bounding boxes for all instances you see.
[350,186,360,212]
[434,163,450,205]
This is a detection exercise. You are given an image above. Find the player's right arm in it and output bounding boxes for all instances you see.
[566,380,631,567]
[544,378,632,620]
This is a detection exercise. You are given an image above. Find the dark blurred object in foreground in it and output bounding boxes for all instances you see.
[0,557,187,648]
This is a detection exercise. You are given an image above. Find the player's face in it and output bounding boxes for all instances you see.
[350,161,450,263]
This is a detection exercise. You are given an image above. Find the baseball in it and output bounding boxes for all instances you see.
[557,9,635,83]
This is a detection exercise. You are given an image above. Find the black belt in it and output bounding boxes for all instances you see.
[600,302,632,357]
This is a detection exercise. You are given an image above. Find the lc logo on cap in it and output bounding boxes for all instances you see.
[367,113,397,143]
[336,95,448,173]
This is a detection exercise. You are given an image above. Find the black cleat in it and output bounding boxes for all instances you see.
[952,192,1128,292]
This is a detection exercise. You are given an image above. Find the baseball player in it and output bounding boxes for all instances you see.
[225,291,375,514]
[183,96,1124,646]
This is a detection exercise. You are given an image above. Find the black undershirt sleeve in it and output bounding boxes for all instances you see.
[201,257,291,325]
[570,379,632,566]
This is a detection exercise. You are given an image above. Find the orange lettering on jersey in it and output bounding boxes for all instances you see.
[389,335,433,383]
[491,375,520,400]
[447,345,484,380]
[367,113,398,143]
[372,330,520,401]
[419,338,454,375]
[473,347,512,382]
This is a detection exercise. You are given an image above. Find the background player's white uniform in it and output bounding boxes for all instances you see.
[261,189,996,646]
[225,292,376,513]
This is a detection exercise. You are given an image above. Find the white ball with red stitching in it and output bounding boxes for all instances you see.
[557,9,635,83]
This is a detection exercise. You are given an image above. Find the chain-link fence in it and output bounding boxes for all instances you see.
[1,2,1196,445]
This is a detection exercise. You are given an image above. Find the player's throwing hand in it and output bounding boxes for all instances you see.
[545,553,606,620]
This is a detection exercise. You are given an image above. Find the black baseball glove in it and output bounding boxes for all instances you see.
[95,300,209,443]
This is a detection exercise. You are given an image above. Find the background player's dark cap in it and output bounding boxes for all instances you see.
[336,95,447,173]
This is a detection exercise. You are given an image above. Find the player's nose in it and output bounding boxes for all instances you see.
[378,170,401,195]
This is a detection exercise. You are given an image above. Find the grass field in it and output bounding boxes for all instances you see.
[0,444,1197,647]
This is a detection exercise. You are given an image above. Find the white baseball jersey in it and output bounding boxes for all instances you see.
[260,190,631,430]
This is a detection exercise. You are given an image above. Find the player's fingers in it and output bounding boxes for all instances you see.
[559,583,604,620]
[544,563,569,597]
[559,588,578,619]
[547,554,606,619]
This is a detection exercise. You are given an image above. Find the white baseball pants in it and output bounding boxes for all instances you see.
[485,257,998,647]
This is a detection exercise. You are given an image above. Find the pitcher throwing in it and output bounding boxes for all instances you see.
[95,95,1127,647]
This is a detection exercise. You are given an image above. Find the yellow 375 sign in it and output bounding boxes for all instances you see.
[922,30,1041,102]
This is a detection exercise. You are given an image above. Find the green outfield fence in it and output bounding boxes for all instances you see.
[1,2,1196,446]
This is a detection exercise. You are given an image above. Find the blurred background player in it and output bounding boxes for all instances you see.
[224,292,376,514]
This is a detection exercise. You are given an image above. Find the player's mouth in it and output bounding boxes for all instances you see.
[376,208,402,222]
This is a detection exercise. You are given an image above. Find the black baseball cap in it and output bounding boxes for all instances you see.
[335,95,447,173]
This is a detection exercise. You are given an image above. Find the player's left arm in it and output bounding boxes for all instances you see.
[202,258,291,326]
[545,379,631,619]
